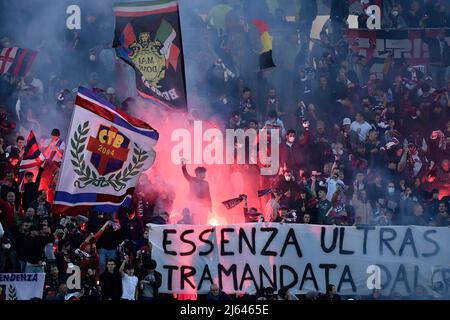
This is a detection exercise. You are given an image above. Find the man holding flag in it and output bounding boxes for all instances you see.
[41,128,65,202]
[53,87,159,215]
[18,130,45,210]
[42,129,65,166]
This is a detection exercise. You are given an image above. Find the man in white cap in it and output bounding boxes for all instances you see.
[342,117,351,127]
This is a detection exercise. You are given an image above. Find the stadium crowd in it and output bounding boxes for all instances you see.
[1,0,450,300]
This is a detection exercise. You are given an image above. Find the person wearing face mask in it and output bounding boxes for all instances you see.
[386,183,396,197]
[384,181,401,223]
[384,5,407,29]
[0,236,20,273]
[279,129,309,174]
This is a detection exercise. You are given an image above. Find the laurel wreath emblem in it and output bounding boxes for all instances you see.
[8,285,17,300]
[70,121,149,192]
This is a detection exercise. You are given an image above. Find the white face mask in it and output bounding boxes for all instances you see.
[388,187,395,194]
[3,244,11,250]
[392,10,399,16]
[221,98,228,104]
[285,176,291,181]
[89,54,96,61]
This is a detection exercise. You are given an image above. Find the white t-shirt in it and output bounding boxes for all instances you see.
[264,198,280,222]
[326,177,344,201]
[43,138,66,163]
[350,121,372,142]
[121,273,138,300]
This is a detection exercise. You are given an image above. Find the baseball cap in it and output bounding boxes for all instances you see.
[342,118,351,126]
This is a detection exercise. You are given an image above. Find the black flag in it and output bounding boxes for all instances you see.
[258,188,274,197]
[222,196,244,210]
[113,0,187,111]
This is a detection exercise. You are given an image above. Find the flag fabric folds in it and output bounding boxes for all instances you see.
[0,47,37,77]
[222,196,244,210]
[113,0,187,111]
[53,87,159,215]
[18,130,45,191]
[257,188,274,198]
[156,19,180,71]
[252,19,275,70]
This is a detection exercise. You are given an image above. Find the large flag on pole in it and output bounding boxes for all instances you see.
[18,130,45,192]
[113,0,187,111]
[0,47,37,77]
[53,87,159,214]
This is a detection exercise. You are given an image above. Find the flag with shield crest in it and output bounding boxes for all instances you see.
[53,87,159,214]
[113,0,187,111]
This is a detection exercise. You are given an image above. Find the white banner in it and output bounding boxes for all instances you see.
[54,87,158,212]
[149,223,450,297]
[0,273,45,300]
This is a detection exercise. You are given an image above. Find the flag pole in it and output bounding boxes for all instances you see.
[176,0,188,113]
[53,88,80,209]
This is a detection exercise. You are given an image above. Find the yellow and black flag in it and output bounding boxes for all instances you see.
[252,19,275,70]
